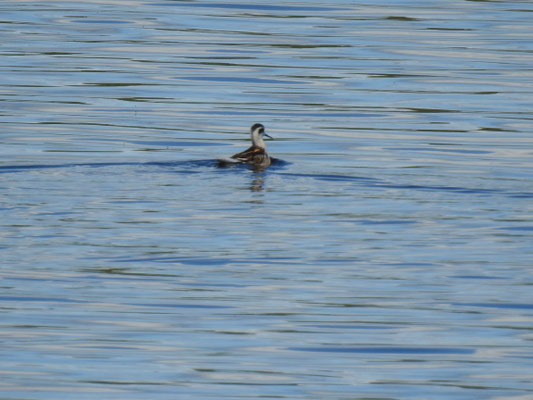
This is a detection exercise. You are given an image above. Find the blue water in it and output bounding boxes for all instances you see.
[1,1,533,399]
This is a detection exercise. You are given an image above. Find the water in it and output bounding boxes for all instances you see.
[1,1,533,399]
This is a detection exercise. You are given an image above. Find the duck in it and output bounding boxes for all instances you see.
[218,123,273,169]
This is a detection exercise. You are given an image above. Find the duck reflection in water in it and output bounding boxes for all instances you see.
[250,173,265,192]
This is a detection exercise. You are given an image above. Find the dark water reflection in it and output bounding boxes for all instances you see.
[2,0,533,399]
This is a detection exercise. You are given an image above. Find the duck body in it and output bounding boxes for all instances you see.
[218,123,273,169]
[230,143,271,168]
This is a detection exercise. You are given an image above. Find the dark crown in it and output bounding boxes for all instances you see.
[251,123,264,132]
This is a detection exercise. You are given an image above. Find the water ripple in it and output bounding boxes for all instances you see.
[1,1,532,399]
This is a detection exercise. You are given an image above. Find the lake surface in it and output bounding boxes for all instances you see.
[1,0,533,399]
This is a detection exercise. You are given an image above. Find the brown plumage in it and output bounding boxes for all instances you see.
[231,143,271,167]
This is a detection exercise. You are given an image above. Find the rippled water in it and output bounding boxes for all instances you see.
[1,1,533,399]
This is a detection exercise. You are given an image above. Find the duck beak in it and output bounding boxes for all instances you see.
[263,133,273,140]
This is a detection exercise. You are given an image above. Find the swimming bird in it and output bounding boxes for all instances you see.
[218,123,273,169]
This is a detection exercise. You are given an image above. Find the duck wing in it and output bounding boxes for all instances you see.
[231,145,266,162]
